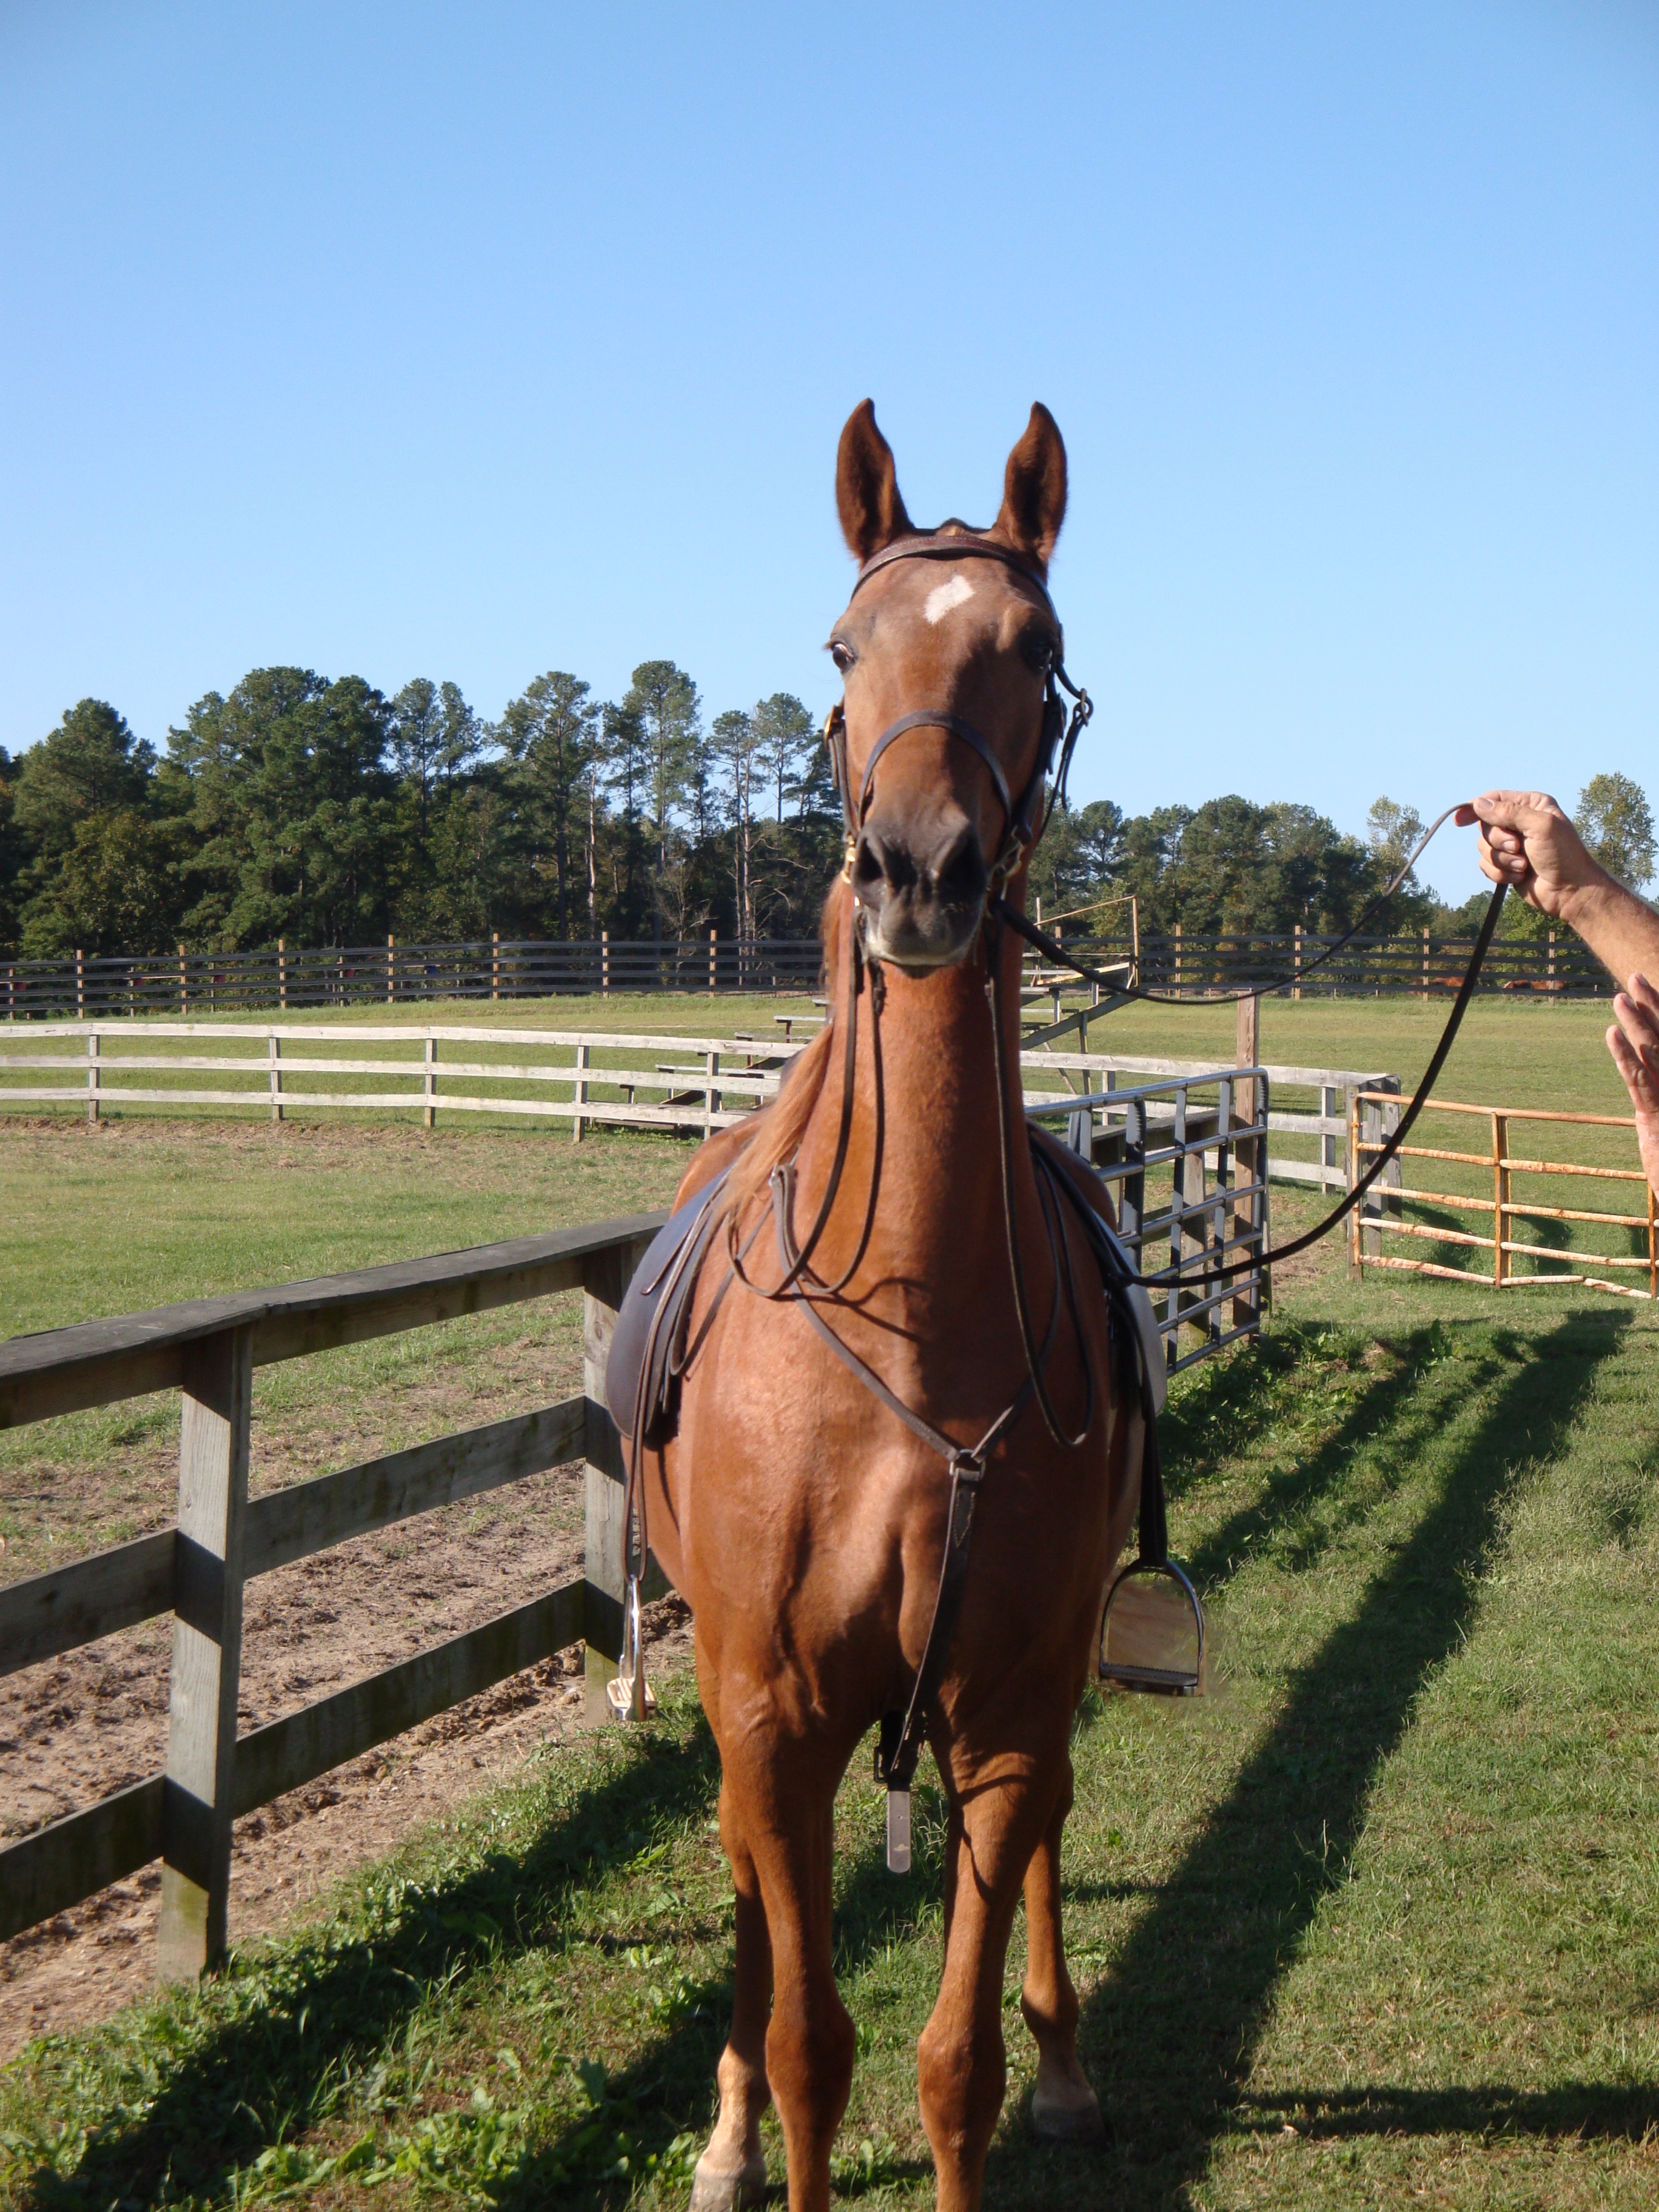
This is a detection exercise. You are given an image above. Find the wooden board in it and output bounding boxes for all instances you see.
[0,1528,175,1677]
[244,1397,587,1574]
[231,1580,585,1815]
[0,1774,165,1944]
[0,1212,668,1432]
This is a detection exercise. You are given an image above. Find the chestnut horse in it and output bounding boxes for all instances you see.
[633,403,1141,2212]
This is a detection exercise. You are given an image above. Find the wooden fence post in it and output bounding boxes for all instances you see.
[179,945,187,1013]
[601,930,610,997]
[704,1049,719,1136]
[709,928,717,994]
[1493,1112,1509,1288]
[269,1034,283,1125]
[158,1325,252,1979]
[1174,922,1182,997]
[424,1036,438,1129]
[387,936,395,1006]
[278,939,287,1012]
[1422,928,1430,1001]
[1321,1082,1339,1191]
[1293,923,1302,1000]
[1231,993,1261,1332]
[1348,1093,1362,1272]
[491,932,500,1002]
[572,1042,588,1144]
[85,1031,100,1125]
[75,949,85,1021]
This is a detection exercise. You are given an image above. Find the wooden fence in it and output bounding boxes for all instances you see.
[0,1022,803,1137]
[0,1213,663,1971]
[1,1024,1387,1193]
[0,923,1612,1022]
[1,1115,1282,1966]
[1350,1093,1658,1299]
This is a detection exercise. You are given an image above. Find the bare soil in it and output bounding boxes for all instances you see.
[0,1454,692,2059]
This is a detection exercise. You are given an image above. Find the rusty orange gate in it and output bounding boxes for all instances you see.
[1350,1091,1657,1300]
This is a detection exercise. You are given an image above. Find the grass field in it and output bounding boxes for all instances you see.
[3,999,1658,2209]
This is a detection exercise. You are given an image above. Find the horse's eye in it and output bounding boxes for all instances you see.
[828,639,856,675]
[1022,632,1057,676]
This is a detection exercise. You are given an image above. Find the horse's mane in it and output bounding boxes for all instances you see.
[716,877,849,1228]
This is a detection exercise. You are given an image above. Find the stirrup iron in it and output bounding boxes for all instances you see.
[605,1574,658,1722]
[1099,1558,1207,1697]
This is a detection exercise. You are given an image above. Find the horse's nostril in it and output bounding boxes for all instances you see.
[933,828,988,903]
[853,830,889,896]
[855,829,919,897]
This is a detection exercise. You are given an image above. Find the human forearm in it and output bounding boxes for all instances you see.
[1555,874,1659,992]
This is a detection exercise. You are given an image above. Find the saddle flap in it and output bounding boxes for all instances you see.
[606,1167,731,1445]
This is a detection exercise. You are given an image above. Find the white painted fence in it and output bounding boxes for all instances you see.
[0,1023,1393,1190]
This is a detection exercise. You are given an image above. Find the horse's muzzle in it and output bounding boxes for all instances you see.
[851,809,989,970]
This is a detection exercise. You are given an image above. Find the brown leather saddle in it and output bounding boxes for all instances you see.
[604,1142,1164,1455]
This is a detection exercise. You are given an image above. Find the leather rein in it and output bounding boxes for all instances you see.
[622,526,1504,1857]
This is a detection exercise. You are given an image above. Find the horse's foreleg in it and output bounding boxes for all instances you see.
[917,1756,1058,2212]
[1021,1755,1107,2143]
[691,1787,773,2212]
[739,1769,854,2212]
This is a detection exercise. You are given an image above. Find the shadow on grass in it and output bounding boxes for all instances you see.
[15,1717,726,2211]
[980,1305,1634,2209]
[1239,2079,1659,2142]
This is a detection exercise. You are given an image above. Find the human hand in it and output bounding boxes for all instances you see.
[1607,973,1659,1199]
[1453,791,1607,920]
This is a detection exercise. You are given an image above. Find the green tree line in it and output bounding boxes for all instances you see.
[0,669,1649,957]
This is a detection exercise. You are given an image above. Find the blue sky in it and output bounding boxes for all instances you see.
[2,1,1654,902]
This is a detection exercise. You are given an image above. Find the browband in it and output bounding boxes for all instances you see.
[850,531,1061,636]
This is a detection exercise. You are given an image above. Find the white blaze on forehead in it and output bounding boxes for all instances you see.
[923,573,975,625]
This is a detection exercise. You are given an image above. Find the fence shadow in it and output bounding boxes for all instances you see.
[16,1718,727,2212]
[1238,2078,1659,2143]
[980,1306,1633,2208]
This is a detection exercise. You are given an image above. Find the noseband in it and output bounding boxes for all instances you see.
[823,531,1093,893]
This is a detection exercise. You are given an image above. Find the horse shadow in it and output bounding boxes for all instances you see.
[980,1305,1643,2208]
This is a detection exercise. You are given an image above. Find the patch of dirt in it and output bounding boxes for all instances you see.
[0,1458,692,2059]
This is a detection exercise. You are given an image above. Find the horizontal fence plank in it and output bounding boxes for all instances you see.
[0,1774,165,1943]
[245,1398,587,1574]
[0,1529,176,1677]
[232,1580,585,1814]
[0,1053,779,1094]
[0,1212,667,1431]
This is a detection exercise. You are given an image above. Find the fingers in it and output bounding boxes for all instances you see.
[1609,979,1659,1113]
[1469,789,1565,829]
[1607,1023,1659,1110]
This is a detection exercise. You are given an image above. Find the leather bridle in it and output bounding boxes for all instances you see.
[822,530,1094,898]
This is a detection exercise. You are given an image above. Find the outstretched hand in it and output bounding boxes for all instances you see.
[1453,791,1605,919]
[1608,975,1659,1198]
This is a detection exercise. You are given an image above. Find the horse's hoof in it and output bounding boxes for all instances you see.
[1030,2085,1111,2147]
[689,2149,768,2210]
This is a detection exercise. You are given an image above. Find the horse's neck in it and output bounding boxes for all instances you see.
[794,927,1035,1282]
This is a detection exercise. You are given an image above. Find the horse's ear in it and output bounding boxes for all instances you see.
[836,400,913,561]
[993,403,1067,574]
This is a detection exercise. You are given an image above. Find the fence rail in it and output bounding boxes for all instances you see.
[0,922,1613,1021]
[2,1025,1384,1188]
[1349,1092,1658,1299]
